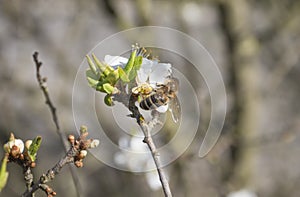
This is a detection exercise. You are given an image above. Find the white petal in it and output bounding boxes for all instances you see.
[137,58,153,83]
[149,63,172,84]
[104,55,128,68]
[14,139,24,153]
[90,139,100,148]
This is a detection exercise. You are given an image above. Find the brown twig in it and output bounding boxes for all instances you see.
[33,52,60,132]
[22,128,98,197]
[32,52,82,196]
[114,91,172,197]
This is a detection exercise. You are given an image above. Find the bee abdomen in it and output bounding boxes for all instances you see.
[140,94,167,110]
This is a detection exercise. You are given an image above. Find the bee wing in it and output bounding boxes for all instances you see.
[156,104,169,113]
[169,96,181,123]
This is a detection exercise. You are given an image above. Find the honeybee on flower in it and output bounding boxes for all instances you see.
[85,44,181,123]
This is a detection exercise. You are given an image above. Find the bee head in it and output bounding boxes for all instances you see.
[166,77,179,93]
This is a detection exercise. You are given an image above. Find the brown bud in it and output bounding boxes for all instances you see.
[46,187,51,193]
[68,135,75,144]
[11,145,20,158]
[31,162,36,168]
[74,160,83,168]
[19,154,24,161]
[78,150,87,159]
[79,140,90,150]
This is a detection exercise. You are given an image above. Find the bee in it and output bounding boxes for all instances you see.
[131,83,153,95]
[132,78,181,123]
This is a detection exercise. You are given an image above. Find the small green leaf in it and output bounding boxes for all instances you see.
[103,83,116,94]
[128,69,138,81]
[86,55,99,76]
[86,69,100,88]
[91,53,106,73]
[80,125,88,134]
[118,67,130,82]
[102,65,114,77]
[106,70,119,85]
[124,52,143,81]
[28,136,42,162]
[134,56,143,70]
[104,94,114,106]
[124,49,137,74]
[0,155,9,192]
[129,56,143,80]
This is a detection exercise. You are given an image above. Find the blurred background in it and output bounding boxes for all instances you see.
[1,0,300,196]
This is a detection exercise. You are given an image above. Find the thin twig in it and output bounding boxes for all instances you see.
[114,92,172,197]
[22,131,97,197]
[22,147,75,197]
[32,52,82,196]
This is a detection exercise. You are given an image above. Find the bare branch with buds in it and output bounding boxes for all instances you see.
[21,126,99,197]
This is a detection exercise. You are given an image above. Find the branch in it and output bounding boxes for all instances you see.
[114,92,172,197]
[22,128,99,197]
[32,52,82,196]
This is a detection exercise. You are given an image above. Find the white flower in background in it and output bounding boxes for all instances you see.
[114,136,164,190]
[114,136,150,172]
[145,165,163,191]
[227,189,257,197]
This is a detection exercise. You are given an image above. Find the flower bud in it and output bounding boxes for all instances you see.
[14,139,24,153]
[3,143,10,153]
[11,145,20,158]
[25,140,33,150]
[78,150,87,159]
[68,135,75,144]
[90,139,100,148]
[75,160,83,168]
[3,138,24,154]
[30,162,36,168]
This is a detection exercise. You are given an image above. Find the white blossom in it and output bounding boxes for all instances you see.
[104,55,172,87]
[227,189,257,197]
[4,138,24,153]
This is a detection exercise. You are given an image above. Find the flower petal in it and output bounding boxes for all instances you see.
[137,58,153,83]
[104,55,128,68]
[149,63,172,85]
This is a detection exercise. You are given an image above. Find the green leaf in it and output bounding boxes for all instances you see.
[103,83,116,94]
[127,56,143,81]
[91,53,106,73]
[86,69,100,88]
[134,56,143,70]
[128,69,138,81]
[86,55,99,76]
[80,125,88,134]
[0,155,9,192]
[106,70,119,85]
[104,94,114,106]
[124,49,137,74]
[118,67,130,82]
[28,136,42,162]
[102,65,114,77]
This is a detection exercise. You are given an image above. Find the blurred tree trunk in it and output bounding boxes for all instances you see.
[218,0,261,191]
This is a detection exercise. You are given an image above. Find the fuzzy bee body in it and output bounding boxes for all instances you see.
[139,93,169,110]
[132,77,181,123]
